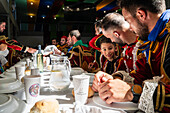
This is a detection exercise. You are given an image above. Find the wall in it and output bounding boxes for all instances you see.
[16,36,43,48]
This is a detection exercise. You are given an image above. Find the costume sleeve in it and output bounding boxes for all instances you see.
[153,35,170,112]
[116,57,127,71]
[89,34,102,51]
[153,84,170,112]
[0,39,28,52]
[67,46,80,67]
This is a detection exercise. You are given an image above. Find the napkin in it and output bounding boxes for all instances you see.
[60,102,124,113]
[0,49,9,66]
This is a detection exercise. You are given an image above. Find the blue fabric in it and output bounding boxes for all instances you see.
[0,63,4,73]
[148,9,170,41]
[67,46,73,53]
[143,10,170,60]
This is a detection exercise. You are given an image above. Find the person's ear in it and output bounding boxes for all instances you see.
[113,31,120,38]
[136,8,147,22]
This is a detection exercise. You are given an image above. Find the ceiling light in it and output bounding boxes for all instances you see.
[47,5,50,8]
[76,8,80,11]
[30,2,33,5]
[30,15,33,18]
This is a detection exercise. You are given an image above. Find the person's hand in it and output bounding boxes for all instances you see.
[54,49,61,55]
[88,62,94,69]
[92,71,113,92]
[98,79,133,104]
[27,48,37,53]
[0,44,7,51]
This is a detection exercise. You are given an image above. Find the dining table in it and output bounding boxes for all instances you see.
[0,58,140,113]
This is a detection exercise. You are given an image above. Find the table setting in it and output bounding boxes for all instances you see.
[0,56,138,113]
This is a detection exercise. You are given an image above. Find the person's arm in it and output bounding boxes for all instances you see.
[0,39,36,53]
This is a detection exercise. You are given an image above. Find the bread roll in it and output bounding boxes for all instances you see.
[72,86,94,98]
[30,99,59,113]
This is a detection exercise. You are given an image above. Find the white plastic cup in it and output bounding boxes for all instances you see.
[24,75,41,104]
[15,66,25,81]
[31,68,40,75]
[72,74,90,105]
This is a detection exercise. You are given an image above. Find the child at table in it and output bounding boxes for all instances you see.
[99,37,120,74]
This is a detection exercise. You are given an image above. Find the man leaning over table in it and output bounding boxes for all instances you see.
[92,0,170,112]
[0,19,37,54]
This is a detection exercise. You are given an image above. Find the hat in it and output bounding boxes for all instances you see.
[61,36,67,40]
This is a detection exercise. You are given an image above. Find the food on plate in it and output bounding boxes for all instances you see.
[30,99,59,113]
[72,86,94,98]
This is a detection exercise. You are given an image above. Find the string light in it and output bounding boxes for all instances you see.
[63,6,94,12]
[47,5,50,8]
[30,2,33,5]
[54,17,56,20]
[43,17,45,19]
[30,15,33,18]
[104,11,106,13]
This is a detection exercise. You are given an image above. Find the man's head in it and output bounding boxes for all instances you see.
[0,21,6,33]
[67,30,81,46]
[60,36,67,45]
[101,12,134,44]
[94,20,102,35]
[118,0,166,41]
[52,39,57,45]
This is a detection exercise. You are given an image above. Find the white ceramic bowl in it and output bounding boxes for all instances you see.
[0,78,23,93]
[70,67,85,76]
[14,61,26,66]
[3,71,16,78]
[0,94,26,113]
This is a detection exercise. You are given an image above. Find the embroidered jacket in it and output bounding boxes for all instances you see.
[66,40,97,72]
[117,38,143,73]
[0,35,28,52]
[129,11,170,112]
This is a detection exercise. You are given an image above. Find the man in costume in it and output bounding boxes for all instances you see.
[92,0,170,112]
[56,36,69,54]
[66,30,97,72]
[0,20,36,53]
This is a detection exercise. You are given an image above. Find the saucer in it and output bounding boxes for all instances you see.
[93,96,138,111]
[0,94,26,113]
[0,78,24,93]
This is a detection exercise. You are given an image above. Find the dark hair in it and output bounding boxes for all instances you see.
[101,13,127,31]
[100,37,116,48]
[118,0,166,17]
[0,19,6,25]
[69,30,81,40]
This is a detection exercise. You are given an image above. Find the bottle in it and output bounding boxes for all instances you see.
[37,45,43,73]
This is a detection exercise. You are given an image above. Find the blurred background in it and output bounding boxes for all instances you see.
[0,0,170,48]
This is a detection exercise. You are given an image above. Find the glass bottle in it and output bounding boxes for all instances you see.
[37,45,43,73]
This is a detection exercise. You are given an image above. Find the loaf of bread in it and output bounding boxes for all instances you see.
[72,86,94,98]
[30,99,59,113]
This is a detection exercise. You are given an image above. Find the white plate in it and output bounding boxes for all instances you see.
[93,96,138,111]
[0,94,26,113]
[3,71,16,78]
[70,67,85,76]
[0,78,24,93]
